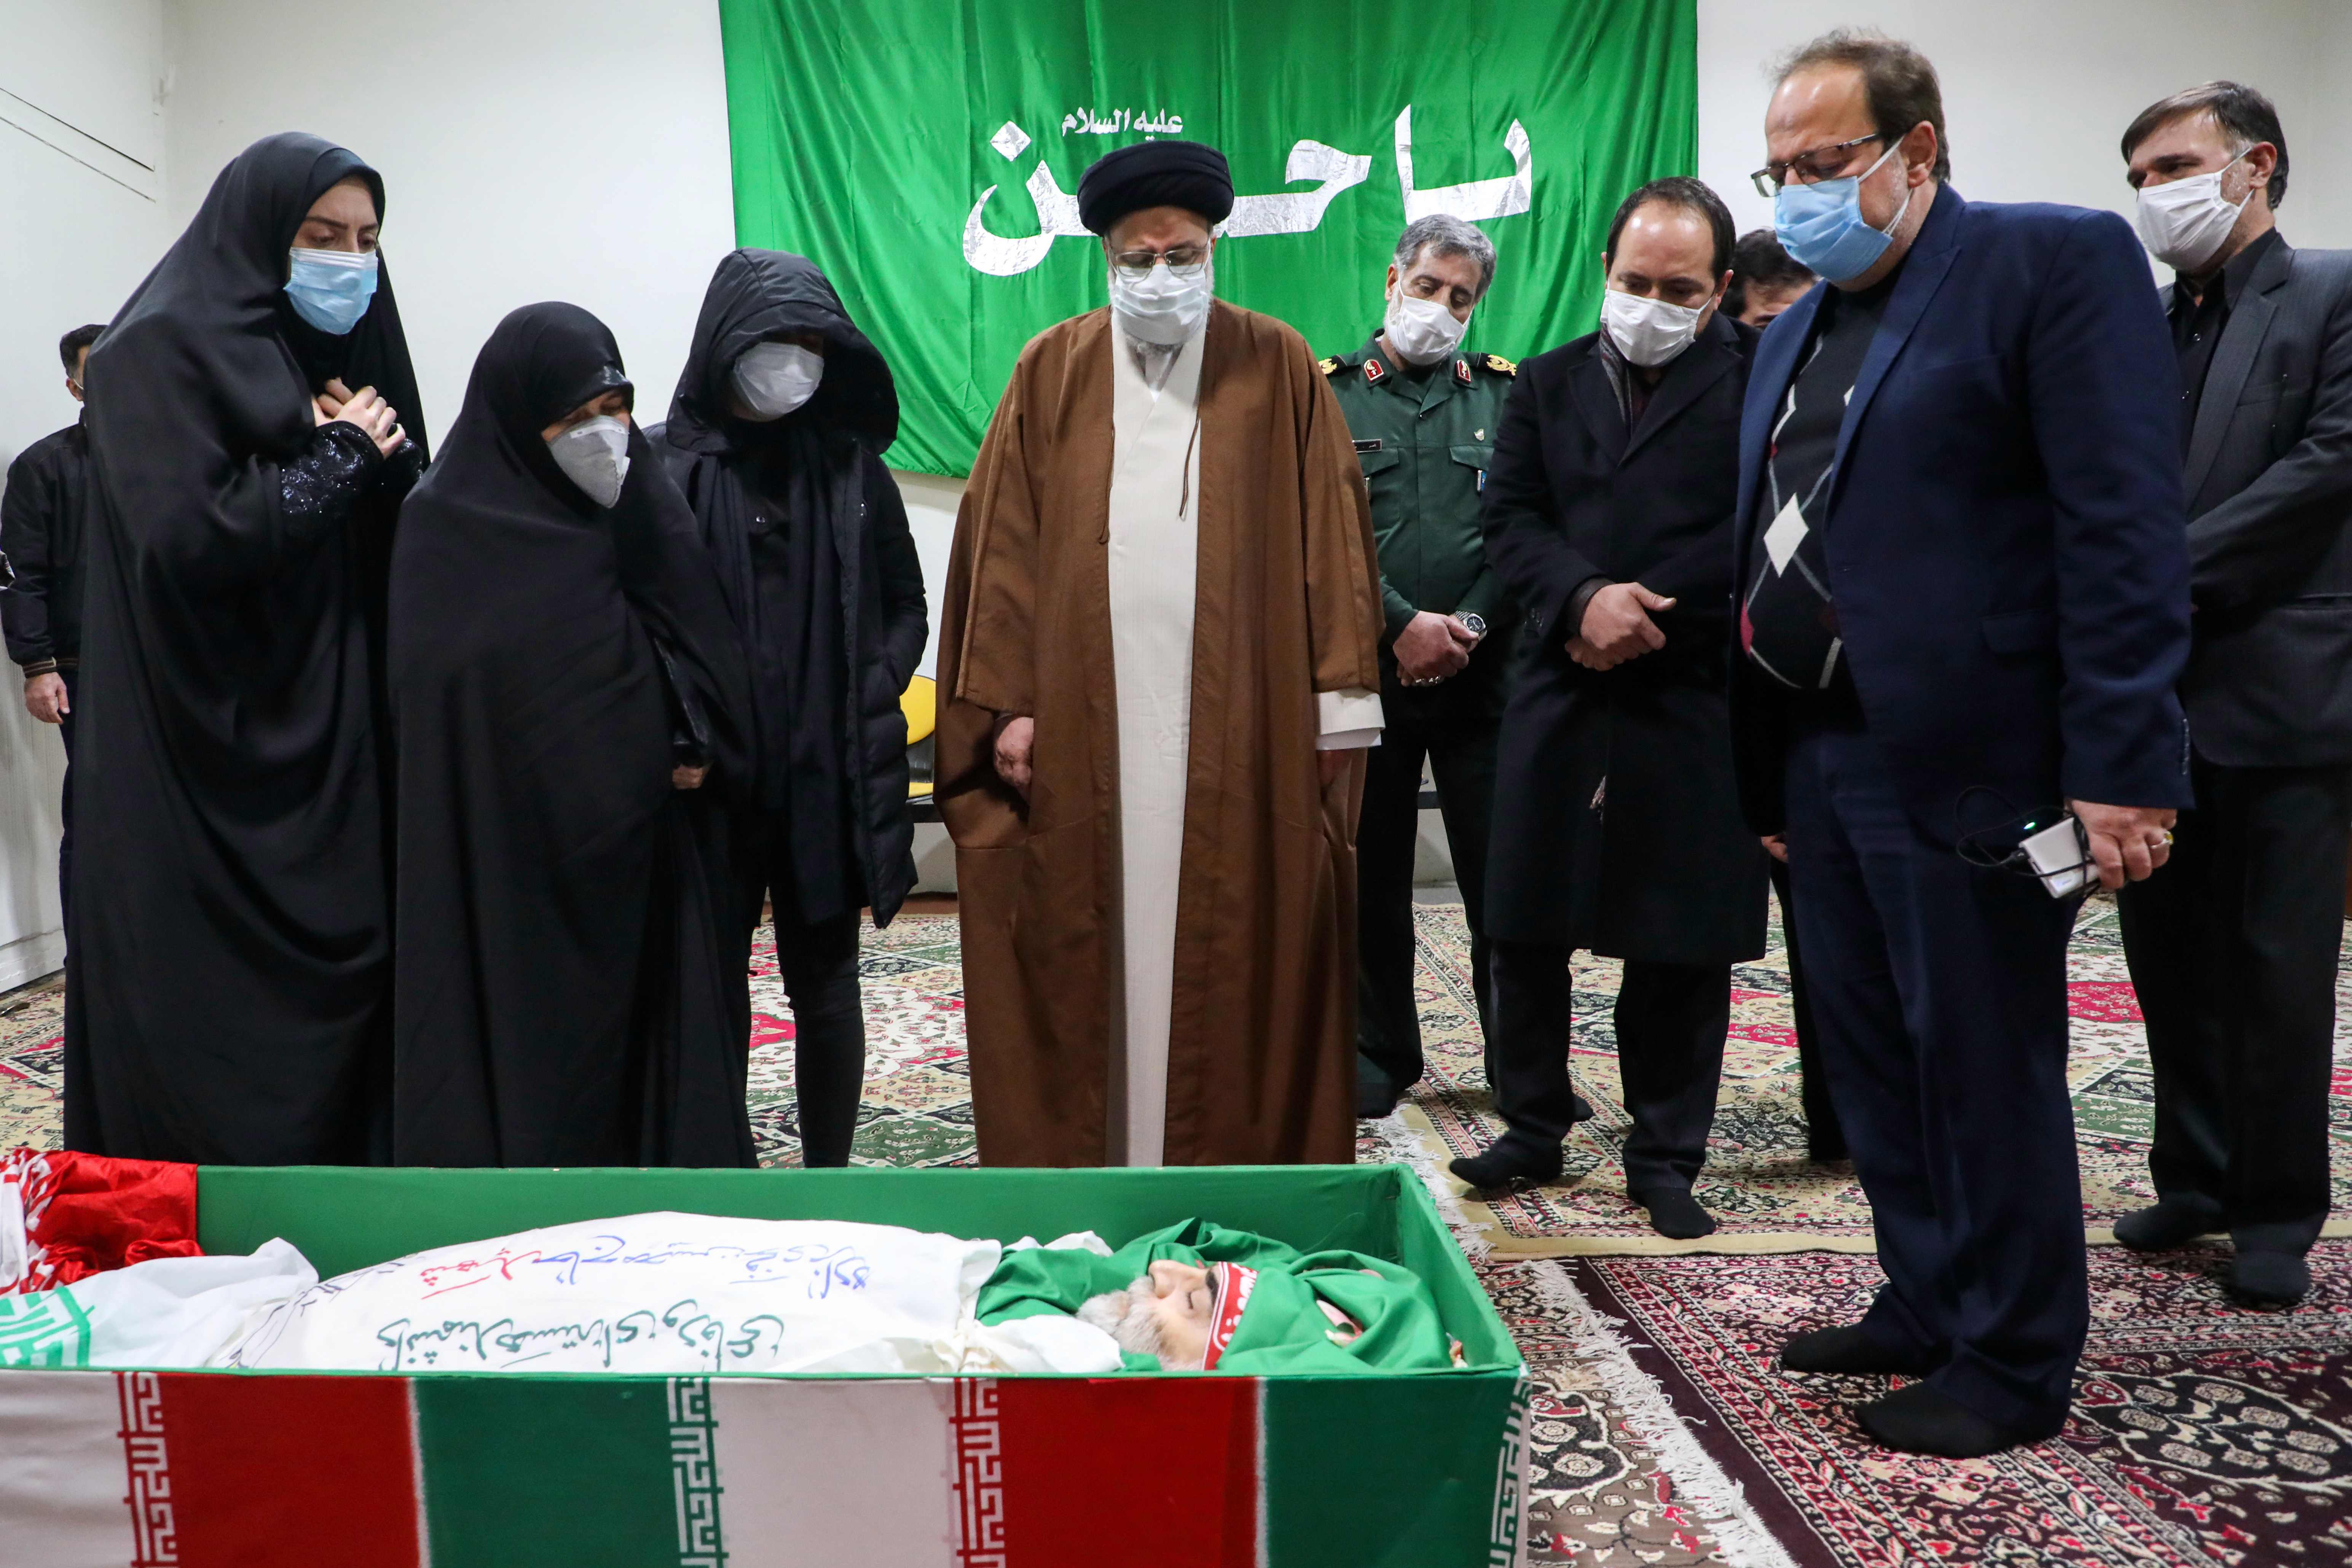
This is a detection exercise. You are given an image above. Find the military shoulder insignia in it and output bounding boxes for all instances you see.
[1482,354,1517,376]
[1318,356,1342,376]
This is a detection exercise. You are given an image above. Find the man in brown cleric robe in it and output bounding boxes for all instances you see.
[936,140,1386,1167]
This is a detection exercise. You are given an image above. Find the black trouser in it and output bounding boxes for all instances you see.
[58,665,78,932]
[1356,684,1500,1095]
[1769,856,1845,1159]
[738,823,867,1168]
[1785,714,2084,1433]
[1488,939,1729,1194]
[2118,753,2351,1255]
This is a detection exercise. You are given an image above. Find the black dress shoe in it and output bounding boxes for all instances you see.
[1570,1092,1597,1123]
[1856,1382,2060,1458]
[1781,1323,1941,1377]
[2113,1198,2223,1252]
[1449,1139,1563,1193]
[1633,1186,1717,1240]
[2229,1250,2311,1308]
[1355,1077,1406,1119]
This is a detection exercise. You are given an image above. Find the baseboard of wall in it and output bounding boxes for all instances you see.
[0,931,64,994]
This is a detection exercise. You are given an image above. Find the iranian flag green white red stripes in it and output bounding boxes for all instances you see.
[0,1368,1529,1566]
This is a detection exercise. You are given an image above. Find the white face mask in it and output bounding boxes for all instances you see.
[730,340,824,421]
[1384,287,1470,366]
[2135,149,2253,275]
[1601,287,1708,369]
[546,414,631,508]
[1109,257,1214,345]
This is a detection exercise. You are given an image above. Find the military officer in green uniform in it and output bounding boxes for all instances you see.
[1324,214,1518,1117]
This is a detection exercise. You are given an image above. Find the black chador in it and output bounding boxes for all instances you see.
[387,303,754,1167]
[653,251,927,1167]
[67,133,427,1164]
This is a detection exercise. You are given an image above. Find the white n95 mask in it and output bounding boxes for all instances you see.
[731,341,824,421]
[1110,259,1213,346]
[2135,150,2252,275]
[1601,288,1705,369]
[547,414,631,508]
[1384,288,1469,366]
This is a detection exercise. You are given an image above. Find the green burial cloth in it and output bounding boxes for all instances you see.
[978,1217,1458,1373]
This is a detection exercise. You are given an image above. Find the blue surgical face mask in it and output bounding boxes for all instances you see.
[285,247,380,335]
[1772,141,1914,284]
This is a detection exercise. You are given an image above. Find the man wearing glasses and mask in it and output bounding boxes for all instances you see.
[1729,32,2190,1457]
[1320,215,1517,1118]
[936,139,1386,1170]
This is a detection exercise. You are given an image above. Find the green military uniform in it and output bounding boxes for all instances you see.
[1323,335,1517,1112]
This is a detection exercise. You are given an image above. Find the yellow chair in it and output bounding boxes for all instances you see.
[902,675,937,800]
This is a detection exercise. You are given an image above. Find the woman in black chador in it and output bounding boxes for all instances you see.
[67,132,424,1163]
[653,251,927,1167]
[388,303,755,1167]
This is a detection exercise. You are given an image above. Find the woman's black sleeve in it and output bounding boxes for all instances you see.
[278,421,383,530]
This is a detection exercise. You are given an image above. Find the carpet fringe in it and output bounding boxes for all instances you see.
[1372,1106,1798,1568]
[1522,1259,1799,1568]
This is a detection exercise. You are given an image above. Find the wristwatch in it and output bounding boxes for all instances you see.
[1458,612,1488,640]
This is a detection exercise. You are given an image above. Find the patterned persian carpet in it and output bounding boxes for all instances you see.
[1398,894,2352,1256]
[1567,1242,2352,1566]
[8,901,2352,1566]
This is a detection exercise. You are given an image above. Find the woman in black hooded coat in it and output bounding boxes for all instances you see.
[67,132,425,1164]
[388,303,756,1167]
[652,250,928,1167]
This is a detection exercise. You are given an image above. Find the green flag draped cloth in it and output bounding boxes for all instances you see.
[718,0,1697,474]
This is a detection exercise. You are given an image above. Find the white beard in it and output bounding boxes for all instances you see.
[1079,1277,1177,1368]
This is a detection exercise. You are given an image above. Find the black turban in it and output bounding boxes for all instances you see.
[1077,140,1235,235]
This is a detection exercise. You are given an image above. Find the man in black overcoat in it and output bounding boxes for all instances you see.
[1449,178,1767,1240]
[2114,83,2352,1307]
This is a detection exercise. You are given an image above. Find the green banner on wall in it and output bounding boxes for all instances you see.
[719,0,1697,476]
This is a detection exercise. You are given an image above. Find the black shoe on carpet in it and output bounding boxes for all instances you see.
[1570,1092,1597,1123]
[1355,1077,1406,1119]
[1855,1382,2055,1458]
[1449,1140,1562,1193]
[2113,1198,2223,1253]
[1634,1186,1716,1240]
[2229,1249,2311,1308]
[1780,1323,1940,1377]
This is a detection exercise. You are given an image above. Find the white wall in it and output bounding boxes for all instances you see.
[163,0,738,452]
[1698,0,2346,248]
[0,0,171,987]
[2297,1,2352,249]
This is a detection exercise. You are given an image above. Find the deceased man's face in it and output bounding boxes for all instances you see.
[1080,1260,1217,1370]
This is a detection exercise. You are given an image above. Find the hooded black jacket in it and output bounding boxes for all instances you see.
[652,249,927,926]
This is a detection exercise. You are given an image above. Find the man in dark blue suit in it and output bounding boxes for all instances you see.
[1729,31,2193,1458]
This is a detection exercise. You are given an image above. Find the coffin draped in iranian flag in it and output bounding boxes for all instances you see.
[0,1163,1529,1567]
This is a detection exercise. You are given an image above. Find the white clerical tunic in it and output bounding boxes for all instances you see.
[1103,321,1380,1166]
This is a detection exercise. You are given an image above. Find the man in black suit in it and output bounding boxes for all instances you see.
[2,323,103,926]
[1733,33,2189,1458]
[1449,177,1767,1242]
[2114,82,2352,1308]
